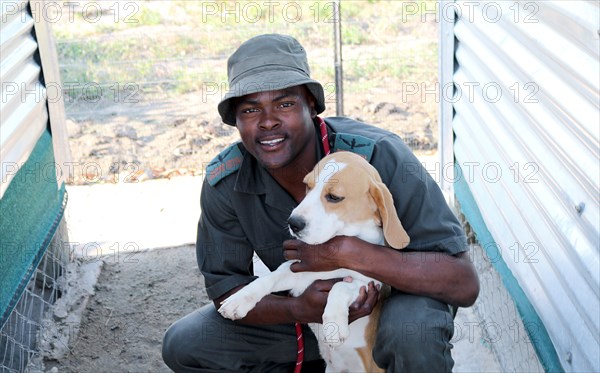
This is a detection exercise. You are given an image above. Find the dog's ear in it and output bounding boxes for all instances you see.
[370,181,410,249]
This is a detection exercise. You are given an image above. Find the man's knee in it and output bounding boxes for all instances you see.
[161,305,320,372]
[162,313,197,371]
[162,306,222,371]
[373,293,455,372]
[383,294,454,348]
[162,321,179,370]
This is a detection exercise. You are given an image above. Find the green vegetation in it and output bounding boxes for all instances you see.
[54,0,438,102]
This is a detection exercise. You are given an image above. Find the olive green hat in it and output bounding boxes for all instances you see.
[217,34,326,126]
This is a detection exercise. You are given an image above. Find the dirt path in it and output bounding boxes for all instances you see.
[46,245,207,373]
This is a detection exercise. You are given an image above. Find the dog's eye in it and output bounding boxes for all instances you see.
[325,193,345,203]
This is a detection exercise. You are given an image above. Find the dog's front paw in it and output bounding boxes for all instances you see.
[321,316,350,348]
[218,291,260,320]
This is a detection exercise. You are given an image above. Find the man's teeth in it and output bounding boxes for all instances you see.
[260,138,284,146]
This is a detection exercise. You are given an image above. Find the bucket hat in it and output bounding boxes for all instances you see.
[217,34,326,126]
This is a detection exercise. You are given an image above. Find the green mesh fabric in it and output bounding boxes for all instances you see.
[0,130,67,328]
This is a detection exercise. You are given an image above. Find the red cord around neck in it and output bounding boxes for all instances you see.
[294,117,330,373]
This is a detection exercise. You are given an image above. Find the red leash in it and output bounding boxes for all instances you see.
[318,116,331,156]
[294,323,305,373]
[294,117,330,373]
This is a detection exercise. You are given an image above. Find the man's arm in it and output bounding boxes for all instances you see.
[213,279,380,325]
[283,237,479,308]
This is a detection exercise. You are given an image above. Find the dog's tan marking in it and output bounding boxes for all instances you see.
[369,179,410,249]
[305,151,410,249]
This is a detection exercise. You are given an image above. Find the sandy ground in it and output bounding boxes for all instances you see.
[40,175,501,373]
[64,89,437,186]
[45,245,203,373]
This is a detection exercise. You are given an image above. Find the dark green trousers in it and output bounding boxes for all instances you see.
[162,292,455,372]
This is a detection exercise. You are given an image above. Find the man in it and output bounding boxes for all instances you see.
[162,34,479,372]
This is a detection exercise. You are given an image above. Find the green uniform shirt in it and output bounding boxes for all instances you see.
[197,117,467,300]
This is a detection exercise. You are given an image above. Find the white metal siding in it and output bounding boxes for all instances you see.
[450,1,599,371]
[1,0,47,198]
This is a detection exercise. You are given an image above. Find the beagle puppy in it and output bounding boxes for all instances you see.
[219,151,409,372]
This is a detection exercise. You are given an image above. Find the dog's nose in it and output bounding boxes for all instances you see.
[288,216,306,235]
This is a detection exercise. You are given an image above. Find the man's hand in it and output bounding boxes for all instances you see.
[291,278,380,324]
[347,280,380,323]
[291,279,337,323]
[283,237,351,272]
[283,237,380,322]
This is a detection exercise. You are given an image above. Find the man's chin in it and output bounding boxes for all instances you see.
[253,148,293,169]
[260,158,292,171]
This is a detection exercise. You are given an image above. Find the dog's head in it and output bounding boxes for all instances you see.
[288,151,409,249]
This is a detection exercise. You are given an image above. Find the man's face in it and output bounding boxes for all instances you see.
[234,85,317,170]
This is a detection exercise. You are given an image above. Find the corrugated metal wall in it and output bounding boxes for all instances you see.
[1,0,48,198]
[447,0,599,371]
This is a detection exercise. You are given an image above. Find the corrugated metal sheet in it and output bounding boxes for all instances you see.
[449,0,599,372]
[1,0,47,199]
